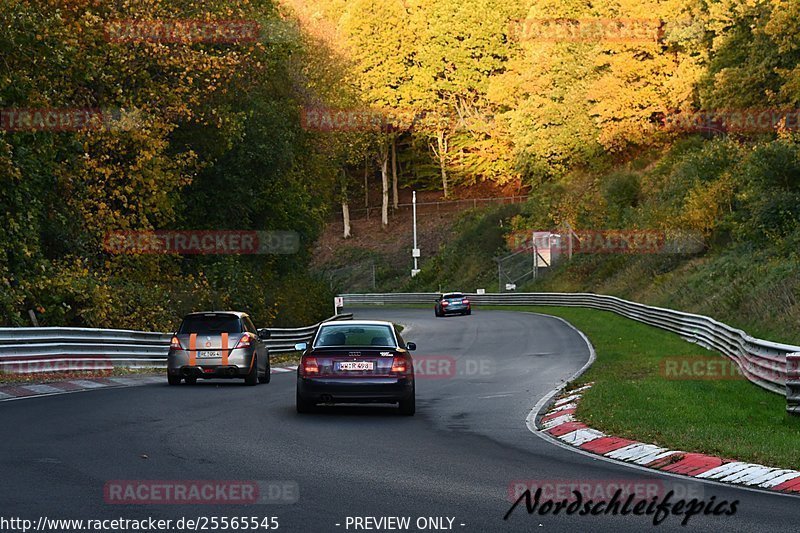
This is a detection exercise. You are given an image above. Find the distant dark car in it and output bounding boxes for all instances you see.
[167,311,271,386]
[434,292,471,317]
[295,320,416,415]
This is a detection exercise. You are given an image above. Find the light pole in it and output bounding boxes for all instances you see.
[411,190,420,277]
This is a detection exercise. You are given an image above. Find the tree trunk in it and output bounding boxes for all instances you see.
[381,144,389,226]
[437,129,449,198]
[364,155,369,208]
[391,136,398,210]
[342,200,351,239]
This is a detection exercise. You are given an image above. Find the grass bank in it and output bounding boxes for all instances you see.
[484,305,800,469]
[0,366,161,385]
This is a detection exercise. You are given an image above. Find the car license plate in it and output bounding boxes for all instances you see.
[198,351,220,358]
[338,361,373,371]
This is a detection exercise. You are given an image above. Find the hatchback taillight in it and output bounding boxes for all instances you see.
[170,336,183,350]
[462,299,470,305]
[301,356,319,375]
[235,333,253,349]
[442,301,449,306]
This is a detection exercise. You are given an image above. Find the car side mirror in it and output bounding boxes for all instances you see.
[406,342,416,351]
[294,342,308,351]
[258,329,271,340]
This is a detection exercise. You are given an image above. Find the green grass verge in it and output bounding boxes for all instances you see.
[484,305,800,470]
[271,352,302,366]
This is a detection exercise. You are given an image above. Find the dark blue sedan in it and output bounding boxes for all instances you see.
[295,320,416,415]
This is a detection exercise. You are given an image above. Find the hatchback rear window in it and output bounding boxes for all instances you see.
[178,314,242,334]
[443,293,464,299]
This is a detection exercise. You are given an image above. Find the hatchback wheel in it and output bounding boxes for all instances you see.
[258,359,271,384]
[244,358,259,386]
[167,373,181,386]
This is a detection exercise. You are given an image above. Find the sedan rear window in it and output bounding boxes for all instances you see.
[178,314,242,334]
[314,324,395,347]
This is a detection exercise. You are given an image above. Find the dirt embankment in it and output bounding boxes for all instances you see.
[313,182,527,268]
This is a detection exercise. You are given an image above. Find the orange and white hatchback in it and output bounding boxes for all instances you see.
[167,311,271,386]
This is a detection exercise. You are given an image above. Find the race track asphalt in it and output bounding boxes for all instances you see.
[1,307,796,532]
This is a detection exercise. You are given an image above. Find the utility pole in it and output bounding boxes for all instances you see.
[411,191,420,277]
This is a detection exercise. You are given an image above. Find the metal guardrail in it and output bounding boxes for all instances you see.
[339,292,800,413]
[787,353,800,415]
[0,314,352,374]
[264,313,352,353]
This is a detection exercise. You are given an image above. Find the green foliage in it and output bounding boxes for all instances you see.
[5,0,800,333]
[731,140,800,244]
[523,137,800,344]
[404,204,525,291]
[601,172,640,225]
[0,0,334,328]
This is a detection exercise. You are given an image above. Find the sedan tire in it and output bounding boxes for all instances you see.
[399,388,416,416]
[296,391,315,414]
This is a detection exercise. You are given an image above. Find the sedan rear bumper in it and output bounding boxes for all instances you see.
[297,376,414,403]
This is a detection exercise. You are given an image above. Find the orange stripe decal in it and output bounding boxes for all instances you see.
[221,332,229,366]
[189,333,197,366]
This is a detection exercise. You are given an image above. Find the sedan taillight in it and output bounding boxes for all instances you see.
[170,336,183,350]
[391,355,409,374]
[301,356,319,375]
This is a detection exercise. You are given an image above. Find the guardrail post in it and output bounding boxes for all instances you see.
[787,353,800,415]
